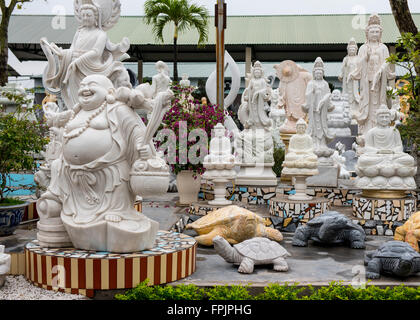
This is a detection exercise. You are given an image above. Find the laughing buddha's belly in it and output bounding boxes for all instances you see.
[63,127,113,165]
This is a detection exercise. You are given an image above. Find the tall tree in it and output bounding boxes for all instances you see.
[389,0,420,74]
[0,0,34,86]
[144,0,209,82]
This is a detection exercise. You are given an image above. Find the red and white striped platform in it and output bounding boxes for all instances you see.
[24,231,197,297]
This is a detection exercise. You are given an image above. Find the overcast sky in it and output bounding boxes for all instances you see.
[13,0,420,16]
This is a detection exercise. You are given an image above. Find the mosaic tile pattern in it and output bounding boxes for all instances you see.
[277,187,361,207]
[352,219,404,236]
[24,231,197,297]
[188,202,246,216]
[352,195,417,222]
[269,196,331,232]
[199,184,277,205]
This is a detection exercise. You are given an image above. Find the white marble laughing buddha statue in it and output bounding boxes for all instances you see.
[37,74,161,253]
[355,104,417,191]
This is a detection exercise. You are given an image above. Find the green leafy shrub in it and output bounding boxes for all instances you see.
[115,279,204,300]
[115,280,420,300]
[272,147,285,177]
[204,285,252,300]
[256,283,306,300]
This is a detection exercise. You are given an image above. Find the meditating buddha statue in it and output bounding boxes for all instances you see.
[203,123,236,206]
[282,118,319,176]
[355,104,417,195]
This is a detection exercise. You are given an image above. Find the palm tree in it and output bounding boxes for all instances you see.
[144,0,209,82]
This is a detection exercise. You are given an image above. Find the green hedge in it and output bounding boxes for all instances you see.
[115,280,420,300]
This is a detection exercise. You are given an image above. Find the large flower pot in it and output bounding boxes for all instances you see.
[176,171,201,206]
[0,202,28,236]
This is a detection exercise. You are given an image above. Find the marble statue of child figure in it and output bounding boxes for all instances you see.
[302,57,335,165]
[40,0,132,110]
[355,104,417,191]
[0,245,11,288]
[36,74,164,253]
[338,38,360,118]
[282,118,319,176]
[180,74,191,87]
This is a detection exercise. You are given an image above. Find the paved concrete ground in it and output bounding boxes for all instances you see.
[3,193,420,289]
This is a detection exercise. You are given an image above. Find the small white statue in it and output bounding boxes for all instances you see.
[269,92,286,149]
[302,57,335,165]
[338,38,360,118]
[203,123,236,205]
[235,61,277,186]
[355,105,417,190]
[282,119,319,176]
[273,60,312,134]
[151,61,172,98]
[332,142,351,179]
[236,61,273,163]
[282,119,319,200]
[40,0,132,110]
[36,74,173,253]
[328,89,351,137]
[179,74,191,87]
[0,245,11,288]
[349,14,396,136]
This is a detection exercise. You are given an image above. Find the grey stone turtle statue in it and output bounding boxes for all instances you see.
[365,241,420,279]
[292,211,366,249]
[213,236,291,274]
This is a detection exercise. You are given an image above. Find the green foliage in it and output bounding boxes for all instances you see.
[144,0,209,46]
[115,280,420,300]
[0,90,48,202]
[204,285,252,300]
[272,147,285,177]
[0,197,25,206]
[115,279,204,300]
[156,84,226,176]
[387,32,420,152]
[256,283,306,300]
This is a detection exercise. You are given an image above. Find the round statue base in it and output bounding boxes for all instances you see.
[269,195,331,231]
[352,193,417,222]
[361,189,408,199]
[189,201,244,216]
[24,231,197,297]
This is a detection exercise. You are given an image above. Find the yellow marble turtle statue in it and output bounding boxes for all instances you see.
[395,211,420,252]
[185,205,283,246]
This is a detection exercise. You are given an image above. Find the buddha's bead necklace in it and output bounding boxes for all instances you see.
[63,101,106,140]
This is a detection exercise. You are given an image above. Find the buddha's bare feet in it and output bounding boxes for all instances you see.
[105,214,122,223]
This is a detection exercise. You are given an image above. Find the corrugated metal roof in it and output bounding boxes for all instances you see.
[9,14,420,45]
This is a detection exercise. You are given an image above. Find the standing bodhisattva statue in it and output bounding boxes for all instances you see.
[41,0,132,110]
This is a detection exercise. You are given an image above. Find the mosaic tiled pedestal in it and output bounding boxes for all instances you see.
[24,231,197,297]
[188,201,245,216]
[352,194,417,236]
[269,196,331,232]
[276,186,360,207]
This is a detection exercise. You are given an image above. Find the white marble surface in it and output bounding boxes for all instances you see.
[355,105,417,190]
[36,74,173,252]
[40,0,131,110]
[349,14,396,136]
[328,89,351,137]
[0,245,11,288]
[339,38,359,119]
[303,57,335,166]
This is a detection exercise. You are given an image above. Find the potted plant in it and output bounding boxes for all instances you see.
[157,84,226,205]
[0,90,48,236]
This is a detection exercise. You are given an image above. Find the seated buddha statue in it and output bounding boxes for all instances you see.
[203,123,235,172]
[355,104,417,191]
[282,118,319,176]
